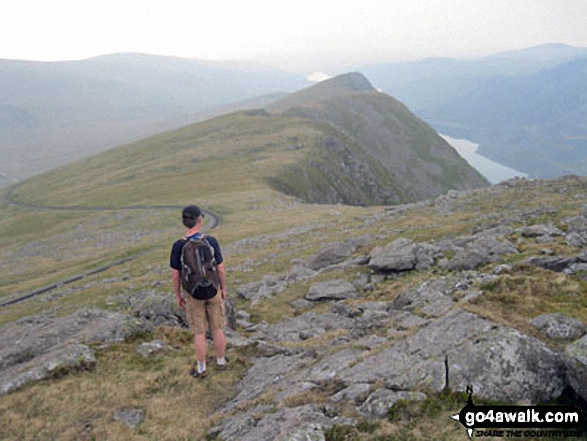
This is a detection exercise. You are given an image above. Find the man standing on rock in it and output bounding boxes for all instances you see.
[170,205,228,378]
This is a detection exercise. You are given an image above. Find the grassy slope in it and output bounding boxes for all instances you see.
[277,91,489,201]
[1,107,586,440]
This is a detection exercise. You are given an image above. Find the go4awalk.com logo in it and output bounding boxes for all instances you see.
[450,386,585,439]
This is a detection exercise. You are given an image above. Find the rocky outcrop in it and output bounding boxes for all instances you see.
[210,403,354,441]
[0,308,151,374]
[338,309,566,403]
[565,335,587,401]
[0,344,96,395]
[237,275,287,306]
[0,308,151,395]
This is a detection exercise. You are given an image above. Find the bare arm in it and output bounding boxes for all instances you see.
[217,262,227,301]
[171,269,185,309]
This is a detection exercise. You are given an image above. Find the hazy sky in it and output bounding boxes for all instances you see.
[1,0,586,71]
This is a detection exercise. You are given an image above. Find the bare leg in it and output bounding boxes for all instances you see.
[211,329,226,359]
[194,333,207,363]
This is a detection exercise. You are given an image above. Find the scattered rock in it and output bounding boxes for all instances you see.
[329,303,363,318]
[446,249,490,271]
[136,340,175,358]
[391,277,458,318]
[125,290,187,327]
[285,266,318,284]
[305,280,358,302]
[526,256,577,273]
[290,298,314,310]
[254,312,355,342]
[306,241,357,271]
[359,389,427,418]
[566,232,587,248]
[530,313,586,340]
[517,224,564,238]
[329,383,371,404]
[112,408,145,428]
[237,275,286,305]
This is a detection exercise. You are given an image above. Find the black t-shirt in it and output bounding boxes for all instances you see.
[170,233,223,271]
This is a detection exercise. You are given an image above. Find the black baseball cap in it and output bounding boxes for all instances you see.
[182,205,203,219]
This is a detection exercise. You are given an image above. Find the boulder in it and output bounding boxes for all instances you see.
[526,256,577,273]
[368,238,441,273]
[446,249,491,271]
[305,280,358,302]
[530,313,585,340]
[565,335,587,401]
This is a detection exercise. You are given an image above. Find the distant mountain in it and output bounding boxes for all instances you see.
[0,53,308,184]
[264,73,488,204]
[419,57,587,178]
[359,44,587,111]
[357,44,587,178]
[9,72,488,210]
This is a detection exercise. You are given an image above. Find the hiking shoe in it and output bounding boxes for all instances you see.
[189,367,209,379]
[215,357,230,371]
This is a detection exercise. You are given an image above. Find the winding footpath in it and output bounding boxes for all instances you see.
[0,183,221,307]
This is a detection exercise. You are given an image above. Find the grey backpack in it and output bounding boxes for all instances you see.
[180,234,219,300]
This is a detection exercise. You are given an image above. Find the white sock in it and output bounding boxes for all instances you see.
[217,357,226,365]
[197,361,206,373]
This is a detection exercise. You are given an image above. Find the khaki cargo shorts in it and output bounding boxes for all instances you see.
[184,292,226,335]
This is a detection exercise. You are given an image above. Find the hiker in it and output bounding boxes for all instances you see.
[170,205,228,378]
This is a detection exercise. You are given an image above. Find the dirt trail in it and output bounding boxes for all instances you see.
[0,184,221,307]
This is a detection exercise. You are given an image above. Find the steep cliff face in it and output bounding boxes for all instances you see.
[265,73,489,205]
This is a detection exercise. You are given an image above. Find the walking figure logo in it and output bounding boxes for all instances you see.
[449,384,583,439]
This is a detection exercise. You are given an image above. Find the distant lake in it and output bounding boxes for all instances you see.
[441,134,529,184]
